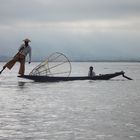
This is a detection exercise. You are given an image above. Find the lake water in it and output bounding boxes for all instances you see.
[0,62,140,140]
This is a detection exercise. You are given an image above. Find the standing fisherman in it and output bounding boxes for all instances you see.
[0,38,31,76]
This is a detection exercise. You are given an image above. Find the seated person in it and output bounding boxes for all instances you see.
[88,66,96,77]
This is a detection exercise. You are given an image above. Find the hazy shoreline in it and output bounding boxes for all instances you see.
[0,60,140,63]
[0,56,140,63]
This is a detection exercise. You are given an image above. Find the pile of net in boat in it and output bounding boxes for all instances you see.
[29,52,72,77]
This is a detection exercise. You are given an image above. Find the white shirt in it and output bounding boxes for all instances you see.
[19,44,31,62]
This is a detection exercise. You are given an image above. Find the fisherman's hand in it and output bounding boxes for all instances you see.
[28,61,31,64]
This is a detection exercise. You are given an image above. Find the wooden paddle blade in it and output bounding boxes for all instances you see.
[123,75,133,80]
[0,68,5,75]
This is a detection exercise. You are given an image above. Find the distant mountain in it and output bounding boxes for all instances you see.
[0,55,140,62]
[0,56,11,62]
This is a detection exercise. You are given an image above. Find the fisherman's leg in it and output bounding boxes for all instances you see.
[3,53,20,70]
[3,58,17,70]
[0,58,17,74]
[18,58,25,76]
[0,54,20,74]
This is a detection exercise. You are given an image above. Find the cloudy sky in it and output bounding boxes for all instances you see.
[0,0,140,61]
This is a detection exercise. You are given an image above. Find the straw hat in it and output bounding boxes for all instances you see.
[23,38,31,42]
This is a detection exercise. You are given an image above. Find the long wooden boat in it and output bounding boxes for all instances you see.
[18,71,127,82]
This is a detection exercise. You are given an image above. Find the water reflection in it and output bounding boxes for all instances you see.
[18,81,26,87]
[17,81,34,89]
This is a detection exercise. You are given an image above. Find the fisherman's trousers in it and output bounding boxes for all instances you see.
[3,53,25,75]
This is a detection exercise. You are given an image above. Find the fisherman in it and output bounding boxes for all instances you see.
[88,66,96,77]
[0,38,31,76]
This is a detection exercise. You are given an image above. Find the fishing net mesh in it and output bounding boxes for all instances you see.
[29,52,72,77]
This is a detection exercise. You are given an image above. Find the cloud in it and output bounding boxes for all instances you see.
[0,0,140,24]
[0,0,140,30]
[0,0,140,60]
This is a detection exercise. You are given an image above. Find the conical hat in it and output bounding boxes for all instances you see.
[23,38,31,42]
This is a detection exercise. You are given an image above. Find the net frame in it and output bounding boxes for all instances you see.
[29,52,72,77]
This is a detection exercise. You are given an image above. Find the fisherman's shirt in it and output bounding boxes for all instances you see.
[18,44,31,62]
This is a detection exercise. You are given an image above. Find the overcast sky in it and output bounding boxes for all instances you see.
[0,0,140,60]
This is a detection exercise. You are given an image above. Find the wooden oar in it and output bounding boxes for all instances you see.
[0,67,5,75]
[122,74,133,80]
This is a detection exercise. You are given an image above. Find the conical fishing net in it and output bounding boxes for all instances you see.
[29,52,72,77]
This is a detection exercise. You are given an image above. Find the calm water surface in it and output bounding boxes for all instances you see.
[0,62,140,140]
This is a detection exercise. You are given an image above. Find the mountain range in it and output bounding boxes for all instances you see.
[0,55,140,62]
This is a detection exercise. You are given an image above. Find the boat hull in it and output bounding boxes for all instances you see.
[18,71,124,82]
